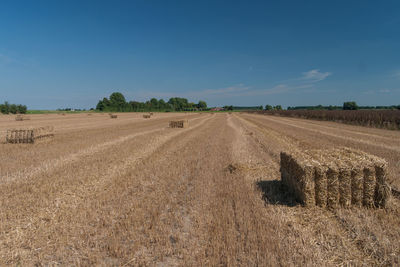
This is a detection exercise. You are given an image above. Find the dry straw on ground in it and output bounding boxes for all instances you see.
[169,120,189,128]
[280,148,391,209]
[6,126,54,144]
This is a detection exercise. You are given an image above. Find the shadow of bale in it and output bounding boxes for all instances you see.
[256,180,298,207]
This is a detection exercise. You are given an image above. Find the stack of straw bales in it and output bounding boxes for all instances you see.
[169,120,189,128]
[280,148,390,209]
[6,126,54,144]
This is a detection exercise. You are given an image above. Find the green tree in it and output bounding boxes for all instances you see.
[265,105,273,111]
[109,92,127,111]
[158,99,166,110]
[343,101,358,110]
[17,104,27,114]
[9,104,18,114]
[168,97,189,111]
[96,100,105,111]
[274,105,282,110]
[197,100,207,109]
[0,101,10,114]
[150,98,159,110]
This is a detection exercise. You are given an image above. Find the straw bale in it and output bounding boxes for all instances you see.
[327,167,339,209]
[143,114,151,118]
[169,120,188,128]
[15,114,30,121]
[351,168,363,207]
[280,152,314,206]
[280,147,390,209]
[109,114,118,119]
[374,162,390,207]
[339,169,352,208]
[314,166,327,207]
[363,166,376,207]
[6,126,54,144]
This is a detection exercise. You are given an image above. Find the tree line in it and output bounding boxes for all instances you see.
[96,92,207,112]
[0,101,27,114]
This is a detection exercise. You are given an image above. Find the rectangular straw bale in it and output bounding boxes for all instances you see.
[339,169,352,208]
[15,114,30,121]
[6,129,34,143]
[374,162,390,207]
[327,167,339,209]
[169,120,188,128]
[143,114,151,118]
[109,114,117,118]
[279,148,390,209]
[314,166,327,207]
[351,168,363,207]
[280,152,315,206]
[363,166,376,207]
[6,126,54,144]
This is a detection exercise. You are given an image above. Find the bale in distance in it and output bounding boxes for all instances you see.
[169,120,188,128]
[15,115,30,121]
[6,126,54,144]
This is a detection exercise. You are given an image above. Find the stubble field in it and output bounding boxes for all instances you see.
[0,112,399,266]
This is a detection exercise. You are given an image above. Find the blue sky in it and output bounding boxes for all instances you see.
[0,0,399,109]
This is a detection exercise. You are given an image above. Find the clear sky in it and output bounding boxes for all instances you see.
[0,0,399,109]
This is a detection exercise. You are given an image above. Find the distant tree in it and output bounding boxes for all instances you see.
[9,104,17,114]
[96,100,105,111]
[0,101,10,114]
[158,99,166,110]
[17,104,27,114]
[343,101,358,110]
[265,105,273,111]
[197,100,207,109]
[150,98,159,110]
[96,94,205,112]
[274,105,283,110]
[168,97,189,111]
[102,97,111,107]
[109,92,127,111]
[0,101,27,114]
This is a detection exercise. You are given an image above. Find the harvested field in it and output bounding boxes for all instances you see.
[0,112,399,265]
